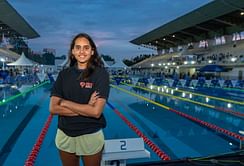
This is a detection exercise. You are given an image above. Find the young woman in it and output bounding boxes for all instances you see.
[49,33,110,166]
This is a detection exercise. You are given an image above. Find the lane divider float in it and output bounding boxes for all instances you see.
[24,115,53,166]
[111,85,244,143]
[107,102,171,160]
[122,83,244,118]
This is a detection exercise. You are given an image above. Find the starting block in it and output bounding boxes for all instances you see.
[239,130,244,149]
[101,138,150,166]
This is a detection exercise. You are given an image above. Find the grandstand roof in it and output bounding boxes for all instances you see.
[0,0,39,39]
[130,0,244,49]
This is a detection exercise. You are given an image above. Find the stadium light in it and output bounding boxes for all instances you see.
[1,58,5,70]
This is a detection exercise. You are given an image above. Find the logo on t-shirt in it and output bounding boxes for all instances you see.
[80,81,93,88]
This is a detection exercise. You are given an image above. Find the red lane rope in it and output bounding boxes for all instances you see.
[112,84,244,142]
[24,115,53,166]
[215,106,244,117]
[169,108,244,141]
[107,102,170,160]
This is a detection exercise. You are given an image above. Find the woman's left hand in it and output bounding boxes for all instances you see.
[88,91,100,105]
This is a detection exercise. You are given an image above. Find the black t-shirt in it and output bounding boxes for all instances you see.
[51,66,110,137]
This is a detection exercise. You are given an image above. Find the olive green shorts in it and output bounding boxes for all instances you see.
[55,129,104,156]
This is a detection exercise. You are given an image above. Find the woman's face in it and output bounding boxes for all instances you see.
[72,37,94,69]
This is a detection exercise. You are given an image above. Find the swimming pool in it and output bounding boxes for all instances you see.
[1,80,243,165]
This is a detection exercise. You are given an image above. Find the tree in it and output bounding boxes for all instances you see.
[101,54,115,62]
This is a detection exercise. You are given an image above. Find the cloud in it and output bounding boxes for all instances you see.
[8,0,212,59]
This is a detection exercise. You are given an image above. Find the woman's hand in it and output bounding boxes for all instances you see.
[88,91,100,106]
[54,91,104,118]
[56,93,106,118]
[49,96,79,116]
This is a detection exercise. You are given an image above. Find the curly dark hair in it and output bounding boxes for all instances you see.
[68,33,104,80]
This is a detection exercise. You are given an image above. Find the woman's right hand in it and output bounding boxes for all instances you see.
[88,91,100,106]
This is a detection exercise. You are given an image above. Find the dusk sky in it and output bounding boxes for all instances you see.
[9,0,212,61]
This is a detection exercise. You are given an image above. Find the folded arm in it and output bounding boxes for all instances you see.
[60,97,106,119]
[49,96,79,116]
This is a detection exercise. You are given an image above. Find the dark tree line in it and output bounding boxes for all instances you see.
[123,54,152,66]
[101,54,115,62]
[9,37,55,65]
[27,52,55,65]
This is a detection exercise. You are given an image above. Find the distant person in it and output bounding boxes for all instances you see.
[49,33,110,166]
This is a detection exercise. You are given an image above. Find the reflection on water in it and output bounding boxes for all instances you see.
[0,83,49,164]
[0,85,20,100]
[130,86,243,133]
[0,85,30,118]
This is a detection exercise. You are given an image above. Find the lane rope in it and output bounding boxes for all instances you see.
[111,84,244,142]
[24,115,53,166]
[125,82,244,105]
[122,83,244,118]
[107,102,171,160]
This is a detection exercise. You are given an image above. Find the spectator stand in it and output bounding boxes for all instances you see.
[172,79,183,87]
[136,78,149,87]
[179,79,186,87]
[152,78,164,86]
[235,80,244,88]
[195,77,207,88]
[223,80,233,88]
[210,79,221,88]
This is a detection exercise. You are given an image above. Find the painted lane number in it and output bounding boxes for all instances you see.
[104,138,144,153]
[120,140,126,150]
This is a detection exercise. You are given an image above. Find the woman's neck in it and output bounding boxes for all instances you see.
[77,63,87,69]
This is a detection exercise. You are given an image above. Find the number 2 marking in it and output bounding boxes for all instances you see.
[120,140,126,150]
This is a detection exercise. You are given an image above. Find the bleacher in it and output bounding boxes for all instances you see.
[0,48,20,62]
